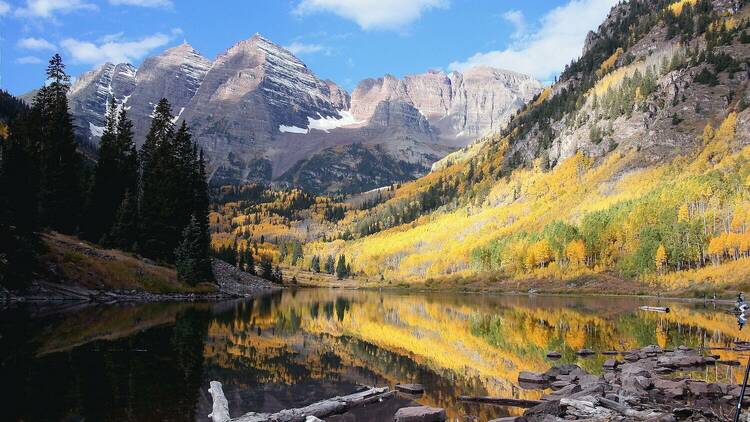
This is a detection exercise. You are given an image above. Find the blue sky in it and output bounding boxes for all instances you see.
[1,0,619,95]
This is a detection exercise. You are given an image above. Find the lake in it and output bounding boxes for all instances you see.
[1,289,748,421]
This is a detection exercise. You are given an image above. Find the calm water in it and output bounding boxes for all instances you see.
[1,289,749,422]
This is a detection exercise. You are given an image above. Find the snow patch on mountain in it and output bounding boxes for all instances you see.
[309,111,362,132]
[278,111,363,135]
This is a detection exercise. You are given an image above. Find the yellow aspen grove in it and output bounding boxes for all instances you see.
[707,235,726,265]
[565,240,586,268]
[655,244,668,272]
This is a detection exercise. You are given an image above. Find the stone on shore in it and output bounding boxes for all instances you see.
[546,351,562,358]
[395,384,425,395]
[576,348,595,356]
[394,406,446,422]
[519,371,549,384]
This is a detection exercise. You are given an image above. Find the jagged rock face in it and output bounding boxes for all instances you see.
[351,67,543,143]
[127,43,211,144]
[66,43,211,146]
[68,63,137,140]
[179,35,353,182]
[56,34,539,193]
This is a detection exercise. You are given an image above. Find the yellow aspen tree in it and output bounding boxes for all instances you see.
[702,123,715,144]
[655,244,668,272]
[565,239,586,268]
[678,203,690,222]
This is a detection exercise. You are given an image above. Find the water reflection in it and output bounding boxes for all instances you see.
[2,291,750,421]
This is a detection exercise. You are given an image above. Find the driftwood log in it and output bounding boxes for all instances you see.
[458,396,542,408]
[639,306,670,313]
[207,381,391,422]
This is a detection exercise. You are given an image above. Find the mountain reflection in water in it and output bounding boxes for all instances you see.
[1,290,749,421]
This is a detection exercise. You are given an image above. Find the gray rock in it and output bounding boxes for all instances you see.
[546,351,562,358]
[395,383,424,394]
[519,371,550,384]
[393,406,446,422]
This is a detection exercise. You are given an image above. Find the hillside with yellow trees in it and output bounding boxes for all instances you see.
[210,0,750,295]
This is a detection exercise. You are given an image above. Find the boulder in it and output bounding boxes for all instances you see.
[601,350,619,355]
[603,359,619,369]
[546,351,562,359]
[576,348,595,356]
[687,381,708,396]
[395,384,424,395]
[394,406,446,422]
[519,371,550,384]
[656,354,706,368]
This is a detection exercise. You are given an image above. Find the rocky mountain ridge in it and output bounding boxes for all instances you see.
[50,34,541,193]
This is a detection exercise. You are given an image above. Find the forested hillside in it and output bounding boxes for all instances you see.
[210,0,750,294]
[0,55,214,290]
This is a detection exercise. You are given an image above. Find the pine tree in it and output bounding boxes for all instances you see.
[260,255,274,281]
[0,113,39,289]
[82,99,138,243]
[336,255,347,280]
[191,149,213,281]
[106,190,139,251]
[291,242,303,266]
[311,255,321,273]
[245,247,256,275]
[324,255,335,274]
[139,99,177,260]
[273,265,283,284]
[36,54,82,234]
[175,215,208,285]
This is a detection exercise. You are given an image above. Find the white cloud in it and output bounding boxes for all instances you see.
[294,0,448,30]
[449,0,618,81]
[284,42,327,55]
[502,10,526,40]
[15,0,97,18]
[109,0,173,8]
[0,1,11,15]
[17,37,57,51]
[16,56,44,64]
[61,31,177,65]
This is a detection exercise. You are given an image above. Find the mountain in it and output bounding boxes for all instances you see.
[49,35,540,193]
[351,67,542,143]
[291,0,750,289]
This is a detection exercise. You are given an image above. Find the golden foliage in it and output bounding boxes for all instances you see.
[667,0,698,16]
[596,48,623,78]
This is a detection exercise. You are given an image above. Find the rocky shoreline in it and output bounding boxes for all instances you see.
[510,345,744,421]
[203,344,749,422]
[1,259,281,304]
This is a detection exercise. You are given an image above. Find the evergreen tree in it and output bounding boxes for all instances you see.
[273,265,283,284]
[237,248,245,270]
[291,242,303,266]
[82,100,138,243]
[106,190,139,251]
[191,149,213,281]
[0,114,39,289]
[175,215,208,285]
[336,255,347,280]
[260,255,274,281]
[324,255,335,274]
[310,255,321,273]
[245,247,256,275]
[35,54,82,234]
[139,98,177,260]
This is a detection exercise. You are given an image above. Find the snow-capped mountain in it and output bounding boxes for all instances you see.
[56,34,542,193]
